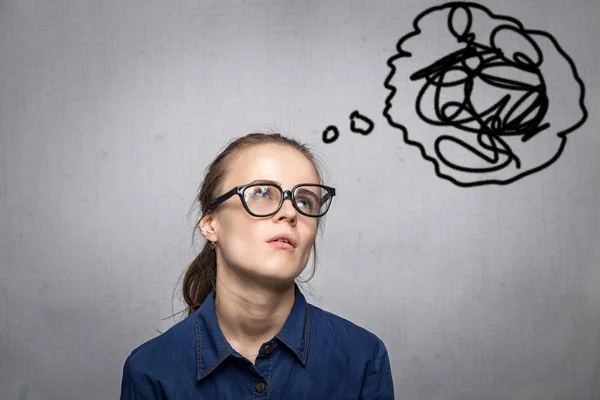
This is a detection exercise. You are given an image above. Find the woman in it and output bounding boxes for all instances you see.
[120,133,395,399]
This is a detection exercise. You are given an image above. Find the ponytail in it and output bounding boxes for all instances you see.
[181,240,217,317]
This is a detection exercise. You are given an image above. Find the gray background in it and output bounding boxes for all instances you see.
[1,0,599,399]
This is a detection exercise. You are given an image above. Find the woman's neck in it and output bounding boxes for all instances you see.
[213,273,296,348]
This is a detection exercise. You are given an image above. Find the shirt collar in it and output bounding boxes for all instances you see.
[195,283,311,381]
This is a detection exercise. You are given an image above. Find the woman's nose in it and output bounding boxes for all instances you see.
[277,196,298,220]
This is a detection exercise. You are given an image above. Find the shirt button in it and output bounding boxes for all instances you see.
[255,382,265,393]
[264,344,273,355]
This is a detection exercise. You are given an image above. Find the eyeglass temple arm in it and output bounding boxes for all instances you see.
[321,190,334,204]
[203,186,240,214]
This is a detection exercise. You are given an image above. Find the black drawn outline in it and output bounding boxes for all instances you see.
[349,110,375,135]
[382,1,588,187]
[322,125,340,144]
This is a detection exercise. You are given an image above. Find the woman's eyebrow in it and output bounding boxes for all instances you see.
[249,179,282,185]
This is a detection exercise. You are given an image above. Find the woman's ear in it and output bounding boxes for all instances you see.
[199,215,217,242]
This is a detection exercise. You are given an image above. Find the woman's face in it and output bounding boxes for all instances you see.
[206,144,320,286]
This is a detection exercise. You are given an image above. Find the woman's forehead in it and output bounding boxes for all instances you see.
[227,145,319,186]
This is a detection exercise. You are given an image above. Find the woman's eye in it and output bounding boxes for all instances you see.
[297,197,315,209]
[298,201,310,209]
[254,186,270,197]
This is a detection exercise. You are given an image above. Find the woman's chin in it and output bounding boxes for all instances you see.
[250,263,302,284]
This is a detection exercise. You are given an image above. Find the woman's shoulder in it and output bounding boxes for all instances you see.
[123,312,197,373]
[308,303,389,351]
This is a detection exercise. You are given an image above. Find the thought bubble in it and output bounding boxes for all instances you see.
[322,125,340,144]
[349,111,375,136]
[321,111,375,144]
[383,1,587,186]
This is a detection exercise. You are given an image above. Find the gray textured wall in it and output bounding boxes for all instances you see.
[1,0,599,399]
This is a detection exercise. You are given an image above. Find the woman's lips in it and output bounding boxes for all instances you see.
[268,241,295,250]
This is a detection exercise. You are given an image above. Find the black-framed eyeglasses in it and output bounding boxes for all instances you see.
[202,182,336,218]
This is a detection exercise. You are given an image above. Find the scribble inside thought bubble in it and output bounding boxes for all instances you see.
[383,2,587,186]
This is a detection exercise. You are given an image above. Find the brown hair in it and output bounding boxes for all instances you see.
[174,132,328,320]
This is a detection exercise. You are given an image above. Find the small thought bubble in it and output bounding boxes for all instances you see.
[321,112,375,144]
[322,125,340,144]
[349,111,375,135]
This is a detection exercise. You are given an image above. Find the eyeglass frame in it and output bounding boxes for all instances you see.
[202,181,336,218]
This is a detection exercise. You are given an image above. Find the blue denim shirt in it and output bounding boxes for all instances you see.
[120,284,395,399]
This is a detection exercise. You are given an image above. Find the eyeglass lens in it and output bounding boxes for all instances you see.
[243,184,331,216]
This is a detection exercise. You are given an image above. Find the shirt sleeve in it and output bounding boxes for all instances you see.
[120,356,166,400]
[359,338,395,400]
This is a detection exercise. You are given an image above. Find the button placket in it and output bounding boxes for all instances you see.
[251,343,274,398]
